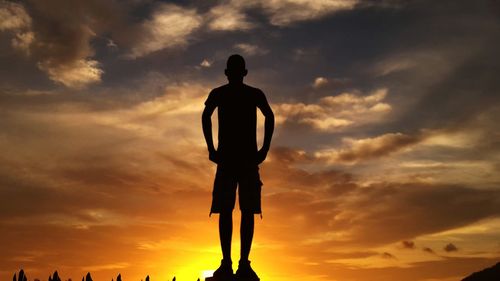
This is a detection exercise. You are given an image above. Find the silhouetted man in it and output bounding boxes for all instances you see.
[202,54,274,281]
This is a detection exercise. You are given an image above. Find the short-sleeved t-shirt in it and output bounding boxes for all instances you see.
[205,83,268,165]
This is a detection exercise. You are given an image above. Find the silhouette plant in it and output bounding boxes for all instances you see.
[13,269,27,281]
[49,271,61,281]
[11,269,197,281]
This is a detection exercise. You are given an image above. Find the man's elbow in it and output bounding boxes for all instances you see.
[265,110,275,122]
[202,107,212,121]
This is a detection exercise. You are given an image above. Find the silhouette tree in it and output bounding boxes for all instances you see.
[116,274,122,281]
[85,272,92,281]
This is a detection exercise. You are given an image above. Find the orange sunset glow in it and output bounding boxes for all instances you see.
[1,1,500,281]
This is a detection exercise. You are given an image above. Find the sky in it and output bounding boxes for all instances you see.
[1,0,500,281]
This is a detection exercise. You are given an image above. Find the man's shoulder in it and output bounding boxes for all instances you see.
[242,85,267,103]
[210,84,227,94]
[211,84,264,96]
[243,84,264,94]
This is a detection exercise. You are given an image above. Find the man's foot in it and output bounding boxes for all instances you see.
[235,260,259,281]
[212,259,234,280]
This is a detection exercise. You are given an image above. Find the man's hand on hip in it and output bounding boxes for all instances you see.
[256,148,268,165]
[209,149,220,164]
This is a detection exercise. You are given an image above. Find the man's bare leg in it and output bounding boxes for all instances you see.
[212,211,234,279]
[240,212,254,261]
[219,211,233,261]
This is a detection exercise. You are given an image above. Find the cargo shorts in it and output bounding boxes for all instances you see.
[210,164,262,215]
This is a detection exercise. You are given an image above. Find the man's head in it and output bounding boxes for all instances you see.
[225,54,247,84]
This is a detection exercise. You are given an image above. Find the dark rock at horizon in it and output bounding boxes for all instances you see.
[462,262,500,281]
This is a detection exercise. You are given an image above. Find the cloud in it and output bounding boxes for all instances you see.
[423,247,435,254]
[0,85,499,281]
[314,132,424,164]
[38,59,103,88]
[420,128,483,149]
[381,252,396,259]
[1,1,206,86]
[233,43,269,56]
[211,0,360,28]
[371,50,450,77]
[444,243,458,252]
[0,0,127,88]
[207,3,254,31]
[106,38,117,48]
[127,4,202,58]
[258,147,500,251]
[312,77,328,88]
[259,0,360,26]
[1,2,500,280]
[0,86,219,281]
[10,30,34,53]
[82,262,130,272]
[0,1,31,31]
[0,1,33,54]
[402,240,416,249]
[274,88,392,132]
[0,77,222,280]
[29,15,104,88]
[200,59,212,68]
[386,37,500,133]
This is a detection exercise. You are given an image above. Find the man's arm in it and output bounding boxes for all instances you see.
[202,104,218,163]
[257,91,275,164]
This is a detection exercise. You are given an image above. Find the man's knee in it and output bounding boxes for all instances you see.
[241,211,254,219]
[220,210,233,218]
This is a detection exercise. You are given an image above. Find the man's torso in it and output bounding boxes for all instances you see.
[208,83,263,165]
